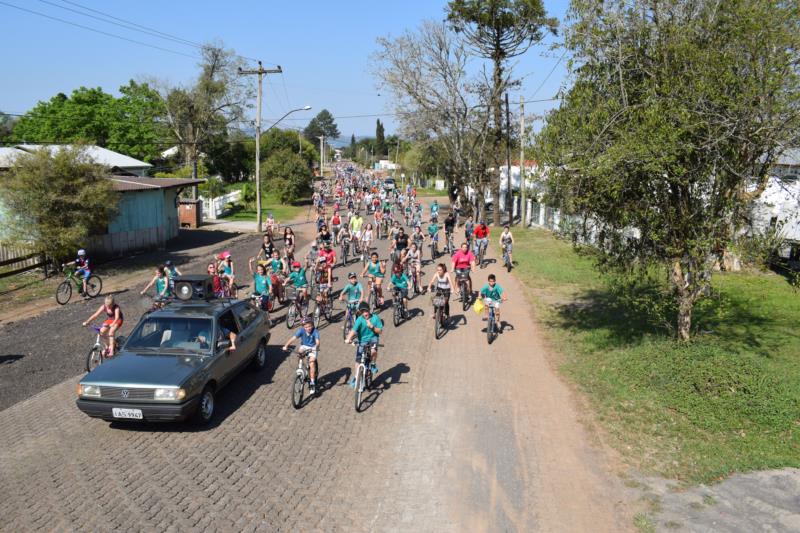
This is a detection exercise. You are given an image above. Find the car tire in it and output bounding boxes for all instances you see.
[250,341,267,371]
[192,385,215,426]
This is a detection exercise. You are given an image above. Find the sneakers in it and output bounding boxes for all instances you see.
[370,363,378,375]
[349,377,356,388]
[309,382,316,395]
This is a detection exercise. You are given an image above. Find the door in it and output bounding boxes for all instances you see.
[216,310,242,382]
[232,303,260,367]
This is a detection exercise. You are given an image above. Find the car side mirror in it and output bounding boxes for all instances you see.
[216,339,231,352]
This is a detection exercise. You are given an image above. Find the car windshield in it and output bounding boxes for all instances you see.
[125,316,214,355]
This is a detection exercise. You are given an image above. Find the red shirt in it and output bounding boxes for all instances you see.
[473,225,490,239]
[320,249,336,267]
[451,250,476,270]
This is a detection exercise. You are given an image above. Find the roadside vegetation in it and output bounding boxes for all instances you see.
[514,228,800,484]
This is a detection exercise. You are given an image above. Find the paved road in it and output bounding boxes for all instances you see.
[0,206,631,531]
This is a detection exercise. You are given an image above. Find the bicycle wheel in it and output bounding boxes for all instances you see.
[354,365,365,412]
[393,302,401,327]
[487,313,495,344]
[286,305,297,329]
[365,363,373,390]
[462,283,470,312]
[56,281,72,305]
[86,346,102,372]
[313,304,321,328]
[292,372,304,409]
[86,275,102,298]
[369,291,377,314]
[434,307,443,339]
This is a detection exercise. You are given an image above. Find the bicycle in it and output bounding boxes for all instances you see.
[392,288,407,327]
[350,340,380,413]
[311,289,333,328]
[342,301,359,340]
[502,244,512,272]
[455,269,471,311]
[444,232,455,255]
[484,297,499,344]
[250,292,272,325]
[429,235,438,260]
[365,275,380,314]
[142,294,171,315]
[431,289,448,340]
[85,324,121,372]
[284,286,309,329]
[56,267,102,305]
[476,240,487,269]
[285,345,319,409]
[340,237,350,266]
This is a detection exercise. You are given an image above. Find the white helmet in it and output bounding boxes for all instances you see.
[77,249,86,256]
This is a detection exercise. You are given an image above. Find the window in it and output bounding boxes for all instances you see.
[234,303,259,330]
[217,310,240,343]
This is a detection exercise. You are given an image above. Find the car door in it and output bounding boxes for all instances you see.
[232,302,260,368]
[216,309,242,383]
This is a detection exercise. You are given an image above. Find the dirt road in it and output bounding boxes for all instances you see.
[0,203,632,531]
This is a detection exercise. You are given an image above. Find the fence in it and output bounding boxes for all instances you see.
[200,190,242,220]
[0,245,47,279]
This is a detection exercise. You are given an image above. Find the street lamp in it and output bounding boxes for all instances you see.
[254,105,311,233]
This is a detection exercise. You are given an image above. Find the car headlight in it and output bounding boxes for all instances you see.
[154,388,186,401]
[78,384,101,398]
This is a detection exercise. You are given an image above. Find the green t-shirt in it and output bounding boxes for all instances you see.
[427,223,439,236]
[480,283,503,301]
[353,314,383,343]
[288,269,307,288]
[254,273,270,294]
[155,276,167,295]
[342,282,363,302]
[391,273,409,289]
[269,258,283,273]
[367,261,384,278]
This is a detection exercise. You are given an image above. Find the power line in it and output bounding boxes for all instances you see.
[54,0,268,64]
[0,1,198,59]
[527,49,568,100]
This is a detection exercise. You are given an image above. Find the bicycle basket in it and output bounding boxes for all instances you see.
[432,295,446,307]
[284,285,298,301]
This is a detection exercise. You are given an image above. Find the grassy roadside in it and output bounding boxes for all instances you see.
[513,228,800,484]
[218,192,306,222]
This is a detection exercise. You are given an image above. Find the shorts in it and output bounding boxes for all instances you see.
[318,283,330,293]
[102,318,123,329]
[298,345,318,360]
[393,287,408,300]
[353,230,362,240]
[355,340,378,363]
[502,242,513,253]
[483,297,501,310]
[76,268,91,280]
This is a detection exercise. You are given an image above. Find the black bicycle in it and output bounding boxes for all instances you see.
[340,237,350,266]
[391,287,407,327]
[485,297,499,344]
[431,288,448,339]
[455,269,471,311]
[342,301,359,340]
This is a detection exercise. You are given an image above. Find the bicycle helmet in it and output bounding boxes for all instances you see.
[358,302,370,313]
[77,249,86,256]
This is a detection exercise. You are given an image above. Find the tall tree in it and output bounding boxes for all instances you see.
[375,119,387,157]
[348,133,356,158]
[0,146,119,260]
[0,111,17,142]
[447,0,557,225]
[262,148,312,203]
[303,109,340,141]
[537,0,800,340]
[154,44,252,180]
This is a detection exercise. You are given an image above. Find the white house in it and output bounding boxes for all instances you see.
[375,159,399,171]
[750,148,800,259]
[0,144,152,176]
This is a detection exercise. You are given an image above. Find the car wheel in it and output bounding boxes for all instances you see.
[250,341,267,371]
[192,385,215,426]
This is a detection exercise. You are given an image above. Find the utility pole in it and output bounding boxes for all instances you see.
[238,61,283,233]
[318,135,325,179]
[520,95,526,227]
[394,138,401,181]
[505,92,513,223]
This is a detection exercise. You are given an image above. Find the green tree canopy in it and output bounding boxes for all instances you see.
[0,146,119,260]
[303,109,340,141]
[536,0,800,339]
[375,119,386,157]
[262,148,312,203]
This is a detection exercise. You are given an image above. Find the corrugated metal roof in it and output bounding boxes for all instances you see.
[0,147,20,167]
[13,144,152,170]
[108,176,204,192]
[776,148,800,167]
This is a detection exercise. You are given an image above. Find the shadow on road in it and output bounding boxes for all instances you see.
[0,354,24,365]
[359,362,410,412]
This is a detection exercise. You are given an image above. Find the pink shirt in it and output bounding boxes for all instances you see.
[452,250,475,270]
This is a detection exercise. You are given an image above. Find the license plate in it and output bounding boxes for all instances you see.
[112,408,143,420]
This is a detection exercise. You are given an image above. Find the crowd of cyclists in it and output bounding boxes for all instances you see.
[76,161,515,396]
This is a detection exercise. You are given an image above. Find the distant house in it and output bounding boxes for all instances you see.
[750,149,800,259]
[0,144,152,176]
[0,144,202,257]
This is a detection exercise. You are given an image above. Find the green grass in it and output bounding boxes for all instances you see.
[0,269,58,312]
[218,192,306,222]
[414,186,448,197]
[514,228,800,484]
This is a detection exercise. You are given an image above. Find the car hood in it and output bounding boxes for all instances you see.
[81,350,207,387]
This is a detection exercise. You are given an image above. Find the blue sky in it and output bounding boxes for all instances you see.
[0,0,570,137]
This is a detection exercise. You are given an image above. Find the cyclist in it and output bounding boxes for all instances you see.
[426,262,454,320]
[451,242,477,298]
[361,251,387,306]
[405,242,423,293]
[265,212,278,237]
[479,274,508,330]
[207,263,227,297]
[345,302,383,387]
[82,294,123,357]
[317,224,333,248]
[247,258,272,312]
[349,211,364,251]
[499,224,514,266]
[305,243,320,271]
[267,250,286,303]
[315,256,332,310]
[283,318,321,393]
[427,219,440,254]
[258,233,277,261]
[390,262,410,313]
[163,260,181,295]
[286,261,309,305]
[443,212,456,252]
[320,242,337,270]
[217,251,237,297]
[140,265,170,298]
[339,272,364,308]
[390,226,409,262]
[64,249,92,296]
[330,210,343,242]
[283,227,296,262]
[360,222,375,260]
[430,199,440,222]
[464,215,476,249]
[473,220,490,258]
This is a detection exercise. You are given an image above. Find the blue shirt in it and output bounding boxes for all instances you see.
[294,327,320,347]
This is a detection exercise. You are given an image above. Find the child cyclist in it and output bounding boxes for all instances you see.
[345,302,383,388]
[479,274,508,330]
[83,295,123,357]
[282,316,321,395]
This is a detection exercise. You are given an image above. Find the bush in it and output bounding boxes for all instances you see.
[262,148,312,203]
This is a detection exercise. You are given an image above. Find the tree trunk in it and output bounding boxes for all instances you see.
[677,290,693,341]
[491,57,504,227]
